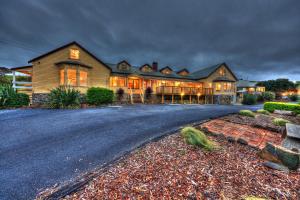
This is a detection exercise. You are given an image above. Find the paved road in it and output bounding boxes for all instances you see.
[0,104,261,200]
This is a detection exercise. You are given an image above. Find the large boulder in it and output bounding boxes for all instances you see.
[259,142,300,170]
[274,110,295,116]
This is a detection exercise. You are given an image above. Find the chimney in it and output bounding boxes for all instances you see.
[152,62,158,71]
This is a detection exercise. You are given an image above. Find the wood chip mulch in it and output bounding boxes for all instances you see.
[64,133,300,200]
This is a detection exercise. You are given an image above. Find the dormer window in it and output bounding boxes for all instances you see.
[160,67,173,74]
[117,60,131,71]
[70,49,79,60]
[219,68,226,76]
[177,69,189,76]
[140,64,153,72]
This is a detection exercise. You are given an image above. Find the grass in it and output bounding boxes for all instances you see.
[239,110,255,118]
[272,118,290,126]
[181,127,217,151]
[256,109,270,115]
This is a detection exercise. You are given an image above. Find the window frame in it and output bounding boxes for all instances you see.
[69,49,80,60]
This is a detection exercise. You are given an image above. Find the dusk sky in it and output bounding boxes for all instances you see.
[0,0,299,81]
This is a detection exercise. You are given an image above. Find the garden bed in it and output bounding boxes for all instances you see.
[47,134,300,200]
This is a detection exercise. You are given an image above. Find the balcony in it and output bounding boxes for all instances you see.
[156,86,213,95]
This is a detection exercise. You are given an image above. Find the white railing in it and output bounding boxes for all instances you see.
[12,81,32,89]
[139,89,144,103]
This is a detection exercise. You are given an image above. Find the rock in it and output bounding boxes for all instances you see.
[274,110,295,116]
[226,136,236,143]
[237,138,248,145]
[286,123,300,139]
[259,143,300,170]
[262,161,289,173]
[282,137,300,152]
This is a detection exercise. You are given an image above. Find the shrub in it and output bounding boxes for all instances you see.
[262,91,275,101]
[256,94,264,102]
[48,86,81,109]
[273,118,290,126]
[145,87,153,100]
[0,84,29,108]
[256,109,270,115]
[116,88,124,102]
[264,102,300,114]
[181,127,217,151]
[288,94,298,102]
[87,87,113,106]
[239,110,255,118]
[242,94,257,105]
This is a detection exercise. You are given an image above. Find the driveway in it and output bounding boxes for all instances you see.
[0,104,261,200]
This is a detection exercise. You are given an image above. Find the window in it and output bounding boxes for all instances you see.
[70,49,79,60]
[216,83,221,91]
[80,71,87,86]
[219,68,226,76]
[67,69,77,86]
[128,79,140,89]
[223,82,232,91]
[110,77,126,87]
[60,69,65,85]
[208,82,212,88]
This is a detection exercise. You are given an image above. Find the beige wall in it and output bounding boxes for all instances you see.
[200,64,237,95]
[31,44,110,93]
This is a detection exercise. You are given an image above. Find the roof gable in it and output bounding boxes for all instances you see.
[28,41,111,70]
[139,64,153,72]
[177,68,189,76]
[159,66,173,74]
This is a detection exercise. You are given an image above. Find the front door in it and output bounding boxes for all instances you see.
[128,78,140,89]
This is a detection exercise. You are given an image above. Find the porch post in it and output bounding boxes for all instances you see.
[171,86,174,104]
[12,71,16,91]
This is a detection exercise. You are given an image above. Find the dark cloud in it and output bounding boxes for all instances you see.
[0,0,299,80]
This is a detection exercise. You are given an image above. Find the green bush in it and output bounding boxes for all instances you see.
[0,84,29,108]
[48,86,81,109]
[239,110,255,117]
[256,109,270,115]
[181,127,217,151]
[256,94,264,102]
[288,94,298,102]
[264,102,300,114]
[87,87,113,106]
[272,118,290,126]
[242,94,257,105]
[262,91,275,101]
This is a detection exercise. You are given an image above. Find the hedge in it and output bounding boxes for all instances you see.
[264,102,300,114]
[87,87,113,105]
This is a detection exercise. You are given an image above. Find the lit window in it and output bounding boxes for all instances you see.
[70,49,80,60]
[67,69,77,86]
[110,77,126,87]
[60,69,65,85]
[216,83,221,91]
[219,68,226,76]
[128,79,140,89]
[208,83,212,88]
[224,82,232,91]
[80,71,87,86]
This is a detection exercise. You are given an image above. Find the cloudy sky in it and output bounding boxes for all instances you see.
[0,0,299,81]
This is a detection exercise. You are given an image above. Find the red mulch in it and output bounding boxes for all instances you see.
[64,134,300,200]
[201,119,283,149]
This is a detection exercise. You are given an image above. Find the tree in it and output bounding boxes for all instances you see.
[256,79,296,93]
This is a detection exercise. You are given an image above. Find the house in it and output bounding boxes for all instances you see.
[10,41,238,105]
[236,79,265,102]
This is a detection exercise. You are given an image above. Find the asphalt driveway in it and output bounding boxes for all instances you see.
[0,104,262,200]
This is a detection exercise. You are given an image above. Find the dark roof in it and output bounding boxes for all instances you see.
[213,76,236,82]
[236,80,258,87]
[28,41,111,70]
[107,62,237,81]
[55,60,92,69]
[0,67,11,74]
[10,65,33,71]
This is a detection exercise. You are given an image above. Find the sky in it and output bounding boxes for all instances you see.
[0,0,300,81]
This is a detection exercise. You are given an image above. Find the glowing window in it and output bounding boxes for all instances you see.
[219,68,226,76]
[60,69,65,85]
[216,83,221,91]
[208,83,212,88]
[224,82,232,91]
[110,77,126,87]
[128,79,140,89]
[67,69,77,86]
[80,71,87,86]
[70,49,80,60]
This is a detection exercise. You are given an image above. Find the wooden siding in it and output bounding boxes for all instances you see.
[31,44,110,93]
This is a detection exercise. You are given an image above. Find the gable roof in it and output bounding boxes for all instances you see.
[177,68,189,74]
[190,63,238,81]
[139,64,152,70]
[28,41,111,70]
[159,66,173,72]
